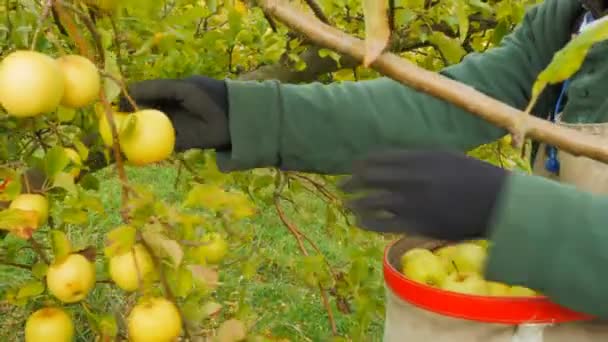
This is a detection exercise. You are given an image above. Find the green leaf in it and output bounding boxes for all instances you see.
[51,230,72,263]
[52,172,77,194]
[104,225,137,258]
[59,207,88,225]
[204,0,218,13]
[44,146,70,179]
[56,106,77,122]
[98,314,119,340]
[103,51,122,103]
[31,262,48,280]
[78,174,100,191]
[167,266,193,297]
[16,280,45,299]
[456,0,469,43]
[427,31,467,64]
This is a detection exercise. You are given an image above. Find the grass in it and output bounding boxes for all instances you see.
[0,164,391,342]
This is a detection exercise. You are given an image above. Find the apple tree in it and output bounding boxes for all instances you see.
[0,0,536,341]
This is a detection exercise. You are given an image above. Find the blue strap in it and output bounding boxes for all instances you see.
[545,80,569,173]
[544,11,595,174]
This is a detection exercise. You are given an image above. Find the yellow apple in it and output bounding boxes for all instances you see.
[449,242,487,274]
[0,50,65,117]
[25,307,74,342]
[486,281,511,296]
[433,245,458,274]
[196,233,228,264]
[109,243,157,291]
[401,248,447,287]
[64,148,82,178]
[441,272,488,296]
[509,285,539,297]
[9,193,49,228]
[56,55,100,109]
[127,297,182,342]
[46,253,96,303]
[119,109,175,165]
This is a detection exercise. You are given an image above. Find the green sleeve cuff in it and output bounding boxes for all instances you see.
[216,79,282,172]
[484,171,608,317]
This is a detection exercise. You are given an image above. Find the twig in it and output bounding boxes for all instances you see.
[54,0,131,216]
[263,10,278,32]
[29,236,50,264]
[303,0,329,24]
[31,0,54,50]
[258,0,608,165]
[274,173,307,254]
[289,173,339,203]
[273,171,338,335]
[318,284,337,335]
[109,15,123,63]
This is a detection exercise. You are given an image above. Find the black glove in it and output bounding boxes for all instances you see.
[118,76,230,152]
[340,149,509,240]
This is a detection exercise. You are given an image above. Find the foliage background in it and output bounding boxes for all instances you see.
[0,0,537,341]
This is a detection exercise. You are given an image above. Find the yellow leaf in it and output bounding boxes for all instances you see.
[526,17,608,113]
[142,231,183,267]
[188,265,219,290]
[0,208,39,239]
[363,0,390,67]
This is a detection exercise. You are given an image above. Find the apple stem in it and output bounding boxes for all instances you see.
[452,260,460,274]
[29,236,50,265]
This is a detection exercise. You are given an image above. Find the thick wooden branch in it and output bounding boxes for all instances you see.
[258,0,608,164]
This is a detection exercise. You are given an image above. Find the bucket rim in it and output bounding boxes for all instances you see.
[383,237,595,324]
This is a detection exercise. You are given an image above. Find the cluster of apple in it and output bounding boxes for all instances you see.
[0,50,176,166]
[401,240,539,297]
[20,226,228,341]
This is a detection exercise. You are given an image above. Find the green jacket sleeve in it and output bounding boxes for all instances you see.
[217,0,580,174]
[484,172,608,318]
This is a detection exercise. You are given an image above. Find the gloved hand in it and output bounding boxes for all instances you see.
[340,149,509,240]
[118,76,230,152]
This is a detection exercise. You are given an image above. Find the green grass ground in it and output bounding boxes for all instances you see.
[1,165,390,341]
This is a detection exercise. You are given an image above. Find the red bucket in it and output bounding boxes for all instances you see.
[383,237,594,325]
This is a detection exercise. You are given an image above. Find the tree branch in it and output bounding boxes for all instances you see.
[257,0,608,164]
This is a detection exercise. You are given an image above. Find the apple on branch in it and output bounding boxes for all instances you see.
[119,109,176,166]
[25,307,74,342]
[9,194,49,229]
[46,253,96,303]
[108,243,157,292]
[127,297,182,342]
[0,50,65,118]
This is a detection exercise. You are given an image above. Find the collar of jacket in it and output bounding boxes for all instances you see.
[580,0,608,18]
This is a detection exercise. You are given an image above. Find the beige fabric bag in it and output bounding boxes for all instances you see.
[383,122,608,341]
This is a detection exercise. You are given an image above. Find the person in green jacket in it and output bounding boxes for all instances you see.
[119,0,608,321]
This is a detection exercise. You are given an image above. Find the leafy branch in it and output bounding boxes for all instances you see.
[257,0,608,164]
